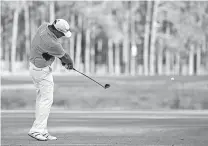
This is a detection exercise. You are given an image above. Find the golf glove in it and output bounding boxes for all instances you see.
[59,53,73,70]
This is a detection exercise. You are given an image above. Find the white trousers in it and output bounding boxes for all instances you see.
[29,62,54,134]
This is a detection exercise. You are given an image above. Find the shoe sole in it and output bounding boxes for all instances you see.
[28,134,47,141]
[45,137,57,140]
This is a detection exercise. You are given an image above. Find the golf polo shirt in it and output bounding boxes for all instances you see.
[29,22,65,68]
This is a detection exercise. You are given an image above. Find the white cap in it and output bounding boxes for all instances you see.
[53,19,72,38]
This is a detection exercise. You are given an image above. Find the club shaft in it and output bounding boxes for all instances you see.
[73,68,105,88]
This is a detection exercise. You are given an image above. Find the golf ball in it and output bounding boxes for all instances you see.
[171,77,174,81]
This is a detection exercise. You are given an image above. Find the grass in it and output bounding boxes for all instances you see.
[1,75,208,110]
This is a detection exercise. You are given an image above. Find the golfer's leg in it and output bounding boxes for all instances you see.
[31,84,41,131]
[30,72,54,134]
[41,73,54,134]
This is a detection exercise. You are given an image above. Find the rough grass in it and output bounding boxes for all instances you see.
[1,75,208,110]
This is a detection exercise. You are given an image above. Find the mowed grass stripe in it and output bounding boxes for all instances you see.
[2,75,208,110]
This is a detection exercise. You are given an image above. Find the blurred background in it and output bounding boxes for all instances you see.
[1,1,208,111]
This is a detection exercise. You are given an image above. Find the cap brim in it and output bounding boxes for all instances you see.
[64,31,72,38]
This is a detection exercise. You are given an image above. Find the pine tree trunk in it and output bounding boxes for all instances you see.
[1,20,7,70]
[97,39,103,73]
[11,8,19,73]
[85,29,90,73]
[75,15,82,71]
[149,0,159,76]
[196,48,201,75]
[115,42,120,75]
[40,4,45,24]
[30,2,37,43]
[143,1,152,76]
[5,40,9,71]
[24,4,30,68]
[123,37,129,74]
[130,45,137,76]
[75,33,82,70]
[123,3,130,75]
[49,1,57,71]
[4,17,9,69]
[165,50,170,75]
[189,45,194,76]
[195,5,203,75]
[175,53,180,75]
[90,37,95,74]
[108,39,114,74]
[70,14,75,61]
[157,39,163,75]
[49,1,55,23]
[40,12,45,24]
[1,20,5,61]
[130,2,137,75]
[165,20,171,75]
[170,53,174,75]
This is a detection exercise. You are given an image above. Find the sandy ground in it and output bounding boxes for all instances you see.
[1,111,208,146]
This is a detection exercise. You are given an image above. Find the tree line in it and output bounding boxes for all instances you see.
[1,1,208,75]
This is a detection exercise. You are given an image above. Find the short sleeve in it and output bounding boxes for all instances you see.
[48,43,65,58]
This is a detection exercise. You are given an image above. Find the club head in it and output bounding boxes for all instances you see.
[105,84,110,89]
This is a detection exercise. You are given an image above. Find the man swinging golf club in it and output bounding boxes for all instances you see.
[28,19,73,141]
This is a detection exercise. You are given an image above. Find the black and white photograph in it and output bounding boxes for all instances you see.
[1,0,208,146]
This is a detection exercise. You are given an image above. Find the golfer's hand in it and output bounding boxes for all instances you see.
[62,62,73,70]
[65,63,73,70]
[59,53,74,70]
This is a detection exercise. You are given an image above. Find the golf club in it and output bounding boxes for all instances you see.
[73,68,110,89]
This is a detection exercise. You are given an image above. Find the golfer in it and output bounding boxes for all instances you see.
[28,19,73,141]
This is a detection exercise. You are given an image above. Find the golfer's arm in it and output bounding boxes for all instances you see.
[48,44,65,58]
[59,53,73,65]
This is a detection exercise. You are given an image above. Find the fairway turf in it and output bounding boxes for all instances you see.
[1,75,208,110]
[1,111,208,146]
